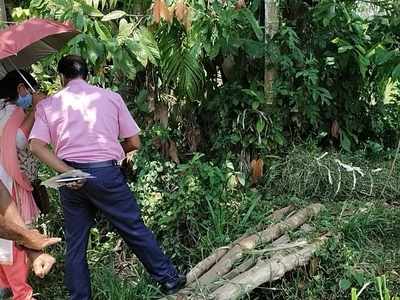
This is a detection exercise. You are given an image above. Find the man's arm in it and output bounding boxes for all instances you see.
[121,135,141,154]
[29,139,72,173]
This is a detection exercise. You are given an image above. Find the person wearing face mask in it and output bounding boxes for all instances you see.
[0,70,56,300]
[15,86,33,110]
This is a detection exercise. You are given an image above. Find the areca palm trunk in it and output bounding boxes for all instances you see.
[265,0,279,105]
[0,0,6,28]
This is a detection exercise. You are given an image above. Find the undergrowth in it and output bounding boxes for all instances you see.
[30,146,400,299]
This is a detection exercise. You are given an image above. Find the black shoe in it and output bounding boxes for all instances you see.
[161,274,187,295]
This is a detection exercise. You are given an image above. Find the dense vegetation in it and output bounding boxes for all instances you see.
[2,0,400,299]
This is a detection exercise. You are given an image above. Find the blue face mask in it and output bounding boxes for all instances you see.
[16,93,32,109]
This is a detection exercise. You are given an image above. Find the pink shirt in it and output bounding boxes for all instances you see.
[29,79,140,163]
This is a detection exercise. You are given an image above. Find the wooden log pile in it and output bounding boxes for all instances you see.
[160,203,328,300]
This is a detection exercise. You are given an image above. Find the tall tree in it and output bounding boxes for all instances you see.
[264,0,279,105]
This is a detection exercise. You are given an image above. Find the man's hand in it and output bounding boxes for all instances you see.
[66,179,86,190]
[121,135,141,154]
[20,229,61,251]
[28,251,56,278]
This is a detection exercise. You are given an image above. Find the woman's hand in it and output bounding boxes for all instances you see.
[28,251,56,278]
[19,229,61,251]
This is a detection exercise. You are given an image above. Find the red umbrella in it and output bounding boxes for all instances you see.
[0,18,79,89]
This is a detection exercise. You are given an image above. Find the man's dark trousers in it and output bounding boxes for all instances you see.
[60,161,178,300]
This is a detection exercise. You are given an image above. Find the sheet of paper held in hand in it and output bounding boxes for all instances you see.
[41,169,95,189]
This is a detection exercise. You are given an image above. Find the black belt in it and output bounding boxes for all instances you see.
[64,160,120,169]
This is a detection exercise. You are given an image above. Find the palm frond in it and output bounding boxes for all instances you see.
[160,35,205,99]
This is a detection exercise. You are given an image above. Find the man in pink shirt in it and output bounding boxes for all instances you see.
[29,55,185,299]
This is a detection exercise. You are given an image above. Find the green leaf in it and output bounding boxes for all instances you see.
[256,119,265,133]
[92,0,99,9]
[132,27,160,67]
[118,19,134,40]
[353,272,365,287]
[226,161,234,170]
[85,35,104,65]
[76,0,103,17]
[243,89,262,101]
[120,51,137,79]
[340,131,352,152]
[29,0,43,9]
[339,278,351,291]
[94,21,112,41]
[240,9,263,41]
[392,64,400,79]
[358,55,370,78]
[375,48,394,65]
[236,173,246,186]
[102,10,127,21]
[242,39,264,58]
[338,46,353,53]
[274,132,285,145]
[75,14,85,31]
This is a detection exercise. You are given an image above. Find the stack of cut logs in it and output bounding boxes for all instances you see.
[160,203,328,300]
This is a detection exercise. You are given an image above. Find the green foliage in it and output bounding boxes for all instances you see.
[30,147,400,299]
[271,0,400,151]
[133,152,251,247]
[91,265,160,299]
[18,0,266,159]
[28,0,157,84]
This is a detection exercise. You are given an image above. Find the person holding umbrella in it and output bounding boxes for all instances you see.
[0,70,56,300]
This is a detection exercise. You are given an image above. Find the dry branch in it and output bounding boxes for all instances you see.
[231,205,294,248]
[195,203,323,286]
[223,258,256,281]
[272,234,290,246]
[210,235,328,300]
[187,205,294,285]
[181,238,314,299]
[186,247,229,285]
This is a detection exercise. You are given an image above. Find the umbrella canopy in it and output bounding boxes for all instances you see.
[0,18,79,80]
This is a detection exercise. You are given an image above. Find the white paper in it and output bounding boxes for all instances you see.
[41,169,95,189]
[0,239,13,265]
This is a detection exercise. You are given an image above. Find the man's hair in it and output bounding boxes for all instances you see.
[0,70,37,101]
[57,55,88,80]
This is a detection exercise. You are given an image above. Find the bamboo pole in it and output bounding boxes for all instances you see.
[211,235,329,300]
[195,204,323,286]
[186,205,294,285]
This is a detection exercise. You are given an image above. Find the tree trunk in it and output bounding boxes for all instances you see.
[265,0,279,105]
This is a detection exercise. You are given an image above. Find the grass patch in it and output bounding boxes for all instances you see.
[30,147,400,299]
